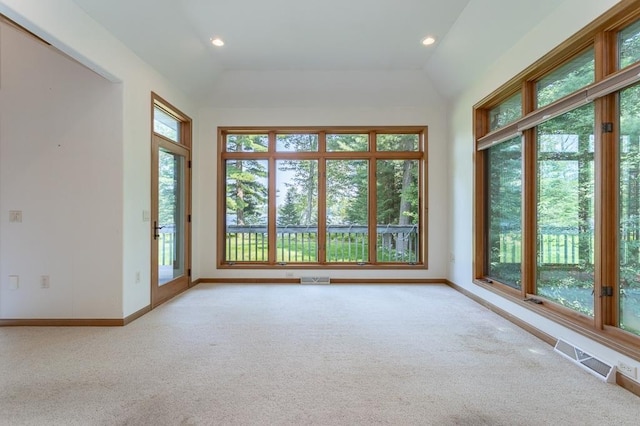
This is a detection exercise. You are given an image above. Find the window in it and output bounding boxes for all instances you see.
[489,93,522,131]
[536,48,594,108]
[619,19,640,70]
[153,106,181,143]
[220,128,426,268]
[474,3,640,359]
[536,103,595,316]
[486,136,522,289]
[326,159,369,263]
[619,83,640,335]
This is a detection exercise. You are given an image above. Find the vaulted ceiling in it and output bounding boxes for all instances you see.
[71,0,565,102]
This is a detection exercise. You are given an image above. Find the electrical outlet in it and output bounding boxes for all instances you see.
[40,275,50,289]
[135,271,141,283]
[285,272,294,278]
[618,362,637,379]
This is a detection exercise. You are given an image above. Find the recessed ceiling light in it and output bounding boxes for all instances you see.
[421,36,436,46]
[211,37,224,47]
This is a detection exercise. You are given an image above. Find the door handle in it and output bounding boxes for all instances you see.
[154,221,164,240]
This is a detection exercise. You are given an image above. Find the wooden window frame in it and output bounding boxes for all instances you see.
[474,0,640,361]
[218,126,428,270]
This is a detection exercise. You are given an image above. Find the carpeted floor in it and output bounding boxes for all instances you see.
[1,284,639,425]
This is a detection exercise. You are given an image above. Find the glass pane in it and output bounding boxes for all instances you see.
[225,159,269,262]
[536,103,595,316]
[536,48,594,108]
[154,107,180,142]
[226,134,268,152]
[276,160,318,262]
[327,134,369,152]
[489,93,522,131]
[619,19,640,69]
[377,134,419,151]
[487,137,522,289]
[158,149,185,285]
[326,160,369,262]
[619,84,640,336]
[276,134,318,152]
[376,160,419,263]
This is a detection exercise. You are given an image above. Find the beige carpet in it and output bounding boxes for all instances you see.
[1,284,639,425]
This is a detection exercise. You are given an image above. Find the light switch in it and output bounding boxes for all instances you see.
[9,275,19,290]
[9,210,22,223]
[142,210,150,222]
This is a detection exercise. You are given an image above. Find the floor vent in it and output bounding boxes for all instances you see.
[554,339,616,383]
[300,276,330,285]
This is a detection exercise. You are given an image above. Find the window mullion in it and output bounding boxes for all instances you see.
[596,93,619,329]
[594,29,618,329]
[369,155,378,265]
[268,153,277,265]
[473,107,490,279]
[522,81,537,299]
[318,155,327,264]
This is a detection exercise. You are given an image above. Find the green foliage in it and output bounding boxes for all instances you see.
[376,159,418,226]
[327,160,368,225]
[225,132,422,263]
[277,188,299,226]
[620,20,640,69]
[158,150,180,225]
[327,134,368,151]
[489,93,522,131]
[537,49,594,108]
[377,134,418,151]
[276,173,317,226]
[276,232,318,262]
[225,233,268,262]
[277,134,318,151]
[486,138,522,289]
[226,135,269,225]
[537,266,594,317]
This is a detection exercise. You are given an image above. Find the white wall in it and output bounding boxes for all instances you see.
[0,0,197,317]
[448,0,640,375]
[195,69,450,281]
[0,22,122,318]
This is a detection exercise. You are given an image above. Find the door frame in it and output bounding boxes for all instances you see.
[150,93,192,308]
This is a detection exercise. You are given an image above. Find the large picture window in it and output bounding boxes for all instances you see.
[619,83,640,335]
[536,104,595,316]
[219,127,426,268]
[487,136,522,289]
[474,2,640,361]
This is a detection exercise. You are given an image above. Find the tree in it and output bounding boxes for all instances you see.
[277,187,299,226]
[326,159,368,225]
[487,137,522,288]
[158,150,178,226]
[277,134,318,226]
[226,135,268,225]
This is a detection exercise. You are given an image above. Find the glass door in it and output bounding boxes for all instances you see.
[151,99,191,307]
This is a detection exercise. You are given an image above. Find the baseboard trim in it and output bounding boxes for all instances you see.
[196,278,446,285]
[0,318,124,327]
[446,280,556,346]
[446,280,640,398]
[617,372,640,397]
[0,306,152,327]
[123,305,151,326]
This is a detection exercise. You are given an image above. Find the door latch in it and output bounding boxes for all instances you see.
[153,221,164,240]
